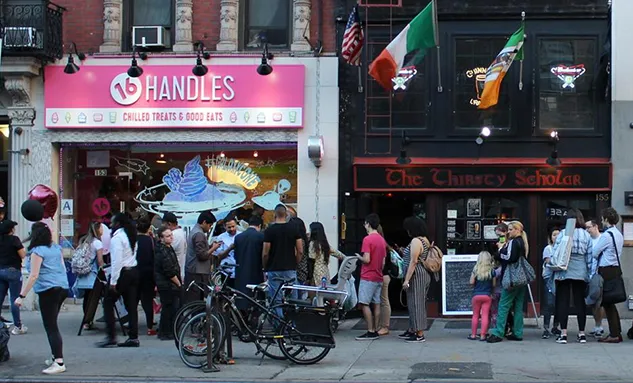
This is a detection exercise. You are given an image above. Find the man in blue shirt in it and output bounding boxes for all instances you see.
[592,207,624,343]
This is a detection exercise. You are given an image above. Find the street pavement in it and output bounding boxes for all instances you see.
[2,303,633,382]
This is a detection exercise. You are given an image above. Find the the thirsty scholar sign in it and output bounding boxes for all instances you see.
[44,64,305,129]
[354,163,611,191]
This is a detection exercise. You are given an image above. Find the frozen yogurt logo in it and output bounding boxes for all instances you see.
[110,73,142,106]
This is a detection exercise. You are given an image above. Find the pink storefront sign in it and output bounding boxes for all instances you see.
[44,64,305,129]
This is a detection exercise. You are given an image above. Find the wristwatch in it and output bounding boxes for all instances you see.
[18,294,26,299]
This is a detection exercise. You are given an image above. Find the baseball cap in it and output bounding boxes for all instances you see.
[0,220,18,235]
[162,212,178,224]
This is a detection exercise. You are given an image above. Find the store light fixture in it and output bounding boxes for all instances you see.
[257,38,274,76]
[546,130,561,167]
[192,41,211,77]
[159,153,165,158]
[253,151,259,158]
[220,152,226,158]
[63,42,86,74]
[127,48,148,78]
[396,130,412,164]
[156,159,167,164]
[475,126,491,145]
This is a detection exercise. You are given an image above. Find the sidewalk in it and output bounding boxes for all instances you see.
[2,304,633,383]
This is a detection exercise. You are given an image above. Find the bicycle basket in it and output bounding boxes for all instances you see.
[286,307,335,347]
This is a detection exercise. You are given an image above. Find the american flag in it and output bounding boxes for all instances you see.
[341,5,364,66]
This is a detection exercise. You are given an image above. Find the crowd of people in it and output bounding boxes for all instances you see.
[0,200,630,375]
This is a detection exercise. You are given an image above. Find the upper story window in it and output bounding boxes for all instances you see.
[454,37,511,130]
[124,0,174,50]
[244,0,291,49]
[538,38,597,131]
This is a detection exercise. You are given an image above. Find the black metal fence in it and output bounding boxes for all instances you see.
[1,0,65,61]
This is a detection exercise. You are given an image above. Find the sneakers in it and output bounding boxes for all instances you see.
[405,334,426,343]
[577,334,587,344]
[589,328,604,338]
[11,325,27,335]
[42,361,66,375]
[542,329,551,339]
[355,331,379,341]
[556,335,568,344]
[551,327,562,336]
[398,330,413,339]
[117,338,140,347]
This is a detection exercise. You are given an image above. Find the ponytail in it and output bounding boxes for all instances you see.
[509,220,529,257]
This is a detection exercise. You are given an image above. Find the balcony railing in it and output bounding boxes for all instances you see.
[1,0,65,62]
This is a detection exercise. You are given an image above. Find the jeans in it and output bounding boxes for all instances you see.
[0,267,22,327]
[542,290,559,329]
[266,270,297,319]
[104,268,139,340]
[39,287,67,359]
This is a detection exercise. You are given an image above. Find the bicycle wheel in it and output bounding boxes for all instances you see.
[277,322,331,365]
[253,312,287,360]
[173,301,205,349]
[178,311,224,369]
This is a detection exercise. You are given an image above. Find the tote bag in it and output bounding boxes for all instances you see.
[502,255,536,290]
[602,231,627,305]
[549,219,576,271]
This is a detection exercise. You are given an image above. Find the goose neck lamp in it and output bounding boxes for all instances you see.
[546,131,561,167]
[257,38,274,76]
[63,42,86,74]
[192,41,211,76]
[127,47,148,78]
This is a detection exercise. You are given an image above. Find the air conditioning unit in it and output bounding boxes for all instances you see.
[3,27,38,48]
[132,26,170,48]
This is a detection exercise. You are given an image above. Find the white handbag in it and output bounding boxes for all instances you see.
[548,218,576,271]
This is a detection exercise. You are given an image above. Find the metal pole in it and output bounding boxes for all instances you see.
[202,294,219,373]
[526,284,540,329]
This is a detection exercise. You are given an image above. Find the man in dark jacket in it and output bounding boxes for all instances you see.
[184,211,219,303]
[154,227,182,340]
[234,216,265,311]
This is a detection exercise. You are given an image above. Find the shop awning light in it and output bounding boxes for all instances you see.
[253,151,259,158]
[257,39,274,76]
[63,42,86,74]
[156,159,167,164]
[476,126,491,145]
[546,150,561,167]
[396,149,411,165]
[192,41,211,77]
[127,49,148,78]
[220,152,225,158]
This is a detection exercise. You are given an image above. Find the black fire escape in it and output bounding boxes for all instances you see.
[0,0,65,62]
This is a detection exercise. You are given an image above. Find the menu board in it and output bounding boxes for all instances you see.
[442,254,478,315]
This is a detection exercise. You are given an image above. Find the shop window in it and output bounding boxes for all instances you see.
[453,37,511,130]
[538,38,597,131]
[244,0,291,49]
[123,0,174,51]
[445,197,521,255]
[366,29,428,131]
[58,145,298,246]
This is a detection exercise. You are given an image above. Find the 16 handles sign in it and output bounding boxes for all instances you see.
[44,64,305,129]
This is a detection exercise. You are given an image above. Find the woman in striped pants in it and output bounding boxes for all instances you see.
[399,216,431,343]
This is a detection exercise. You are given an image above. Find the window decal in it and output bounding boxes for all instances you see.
[550,64,585,89]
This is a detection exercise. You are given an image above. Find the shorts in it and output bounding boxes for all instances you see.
[358,280,382,305]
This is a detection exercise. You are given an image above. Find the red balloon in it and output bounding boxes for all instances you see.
[28,184,58,220]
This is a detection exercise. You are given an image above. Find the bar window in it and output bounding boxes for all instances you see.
[244,0,291,49]
[538,38,596,131]
[454,37,511,129]
[366,32,428,131]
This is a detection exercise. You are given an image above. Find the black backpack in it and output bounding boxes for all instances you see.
[0,323,10,362]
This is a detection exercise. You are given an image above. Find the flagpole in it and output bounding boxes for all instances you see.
[519,11,525,91]
[357,65,363,93]
[433,0,443,92]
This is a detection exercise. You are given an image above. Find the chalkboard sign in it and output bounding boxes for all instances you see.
[442,254,478,316]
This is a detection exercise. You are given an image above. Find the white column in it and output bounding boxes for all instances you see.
[173,0,193,52]
[217,0,239,51]
[297,58,339,275]
[100,0,123,53]
[291,0,311,52]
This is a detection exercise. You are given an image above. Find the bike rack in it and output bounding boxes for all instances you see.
[202,293,220,373]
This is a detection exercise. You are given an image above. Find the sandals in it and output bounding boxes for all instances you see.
[377,328,390,336]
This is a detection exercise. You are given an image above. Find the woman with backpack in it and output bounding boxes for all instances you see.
[73,222,104,330]
[15,222,69,374]
[399,216,431,343]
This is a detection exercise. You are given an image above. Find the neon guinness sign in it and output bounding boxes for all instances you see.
[466,67,487,106]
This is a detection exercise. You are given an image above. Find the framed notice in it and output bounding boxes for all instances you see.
[467,198,481,217]
[466,221,481,240]
[484,225,498,240]
[442,254,478,315]
[622,216,633,247]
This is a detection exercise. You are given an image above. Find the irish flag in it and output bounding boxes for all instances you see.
[478,25,525,109]
[369,0,438,91]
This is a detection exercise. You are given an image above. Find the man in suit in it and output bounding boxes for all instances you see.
[233,215,265,311]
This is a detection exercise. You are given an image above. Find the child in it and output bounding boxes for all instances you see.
[542,227,561,338]
[469,251,495,341]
